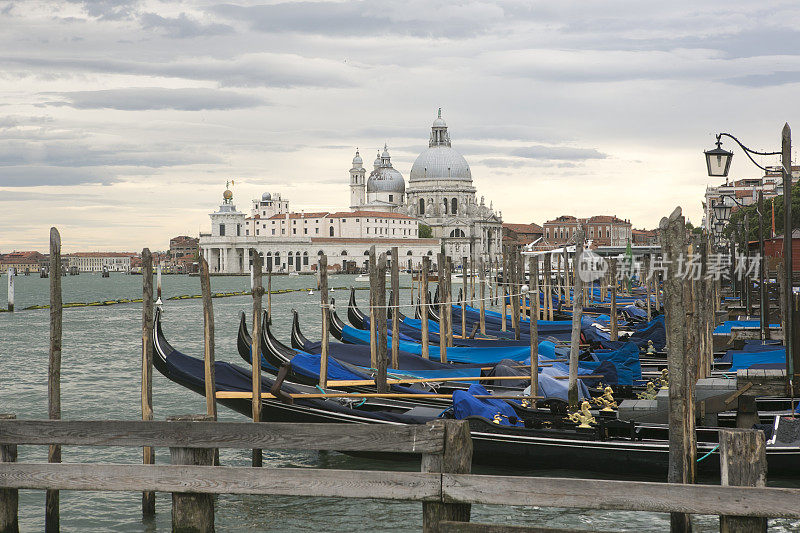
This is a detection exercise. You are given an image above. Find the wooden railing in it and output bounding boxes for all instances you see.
[1,417,800,532]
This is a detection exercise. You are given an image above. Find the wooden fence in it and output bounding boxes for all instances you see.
[1,417,800,533]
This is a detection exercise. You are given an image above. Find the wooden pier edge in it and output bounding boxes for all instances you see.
[0,414,17,533]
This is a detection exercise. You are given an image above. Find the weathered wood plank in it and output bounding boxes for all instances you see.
[250,250,263,468]
[0,420,445,454]
[442,474,800,518]
[0,464,440,501]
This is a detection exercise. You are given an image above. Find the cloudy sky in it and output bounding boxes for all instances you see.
[2,0,800,252]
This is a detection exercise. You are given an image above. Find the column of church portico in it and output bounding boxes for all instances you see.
[222,248,229,273]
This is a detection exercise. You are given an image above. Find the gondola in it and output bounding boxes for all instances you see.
[153,307,800,476]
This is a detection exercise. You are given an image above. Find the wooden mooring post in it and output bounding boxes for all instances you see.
[568,228,584,408]
[250,250,263,467]
[478,257,486,335]
[610,259,618,341]
[47,227,62,533]
[446,256,454,348]
[141,248,155,516]
[200,257,217,421]
[511,252,520,340]
[375,253,389,392]
[168,415,215,533]
[719,429,767,533]
[421,419,472,533]
[369,246,377,368]
[390,248,400,370]
[0,414,17,533]
[529,257,539,409]
[461,256,468,339]
[319,254,330,388]
[660,207,695,533]
[6,269,12,312]
[500,254,508,332]
[421,256,430,359]
[438,253,448,362]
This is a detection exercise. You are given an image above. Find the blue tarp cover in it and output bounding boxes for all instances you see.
[452,384,523,426]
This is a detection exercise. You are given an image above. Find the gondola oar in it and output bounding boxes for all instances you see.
[326,374,603,387]
[216,391,543,400]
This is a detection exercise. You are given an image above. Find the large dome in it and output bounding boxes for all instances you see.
[367,167,405,193]
[409,109,472,183]
[410,146,472,182]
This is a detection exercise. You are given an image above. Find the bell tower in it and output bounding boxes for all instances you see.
[349,148,366,210]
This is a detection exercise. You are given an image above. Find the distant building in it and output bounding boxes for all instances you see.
[68,252,136,272]
[632,228,659,246]
[502,223,543,252]
[543,215,632,248]
[169,236,199,259]
[0,251,46,274]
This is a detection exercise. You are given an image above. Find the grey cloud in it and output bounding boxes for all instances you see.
[724,71,800,87]
[0,143,220,168]
[45,88,267,111]
[139,12,234,39]
[212,1,506,39]
[66,0,139,20]
[0,166,115,187]
[479,158,529,168]
[510,146,607,161]
[2,55,356,88]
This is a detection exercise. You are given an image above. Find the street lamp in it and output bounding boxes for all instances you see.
[711,198,732,223]
[704,125,794,388]
[704,139,733,177]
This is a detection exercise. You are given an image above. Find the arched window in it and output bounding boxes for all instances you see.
[427,250,433,256]
[303,251,309,266]
[406,250,413,255]
[449,229,465,238]
[341,250,348,256]
[451,198,457,214]
[364,250,370,256]
[317,250,323,256]
[295,252,301,271]
[443,198,448,214]
[329,226,334,236]
[419,198,425,215]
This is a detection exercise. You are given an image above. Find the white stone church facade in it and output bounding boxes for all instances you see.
[199,110,503,273]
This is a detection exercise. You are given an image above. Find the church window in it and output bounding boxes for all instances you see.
[304,228,307,235]
[443,198,448,214]
[272,229,275,235]
[316,228,319,234]
[237,225,241,236]
[219,224,225,236]
[292,228,296,235]
[246,230,250,236]
[419,198,425,215]
[451,198,457,214]
[389,194,393,202]
[281,229,285,235]
[329,226,334,237]
[366,228,369,234]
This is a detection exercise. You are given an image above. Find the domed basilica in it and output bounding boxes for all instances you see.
[349,109,503,260]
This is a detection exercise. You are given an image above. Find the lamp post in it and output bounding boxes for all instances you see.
[704,125,794,387]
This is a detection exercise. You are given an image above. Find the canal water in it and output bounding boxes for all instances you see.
[0,273,797,532]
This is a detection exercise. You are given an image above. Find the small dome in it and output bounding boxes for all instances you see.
[381,143,390,158]
[373,151,381,168]
[367,167,405,194]
[352,149,362,166]
[261,192,272,201]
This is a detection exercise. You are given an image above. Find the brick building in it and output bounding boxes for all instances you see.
[543,215,632,247]
[502,223,543,251]
[0,251,46,274]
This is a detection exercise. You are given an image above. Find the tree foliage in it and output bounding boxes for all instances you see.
[418,223,433,238]
[725,185,800,242]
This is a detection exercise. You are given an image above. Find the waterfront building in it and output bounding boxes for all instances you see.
[199,110,503,273]
[67,252,136,272]
[0,251,46,274]
[543,215,632,248]
[169,236,199,258]
[502,223,544,252]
